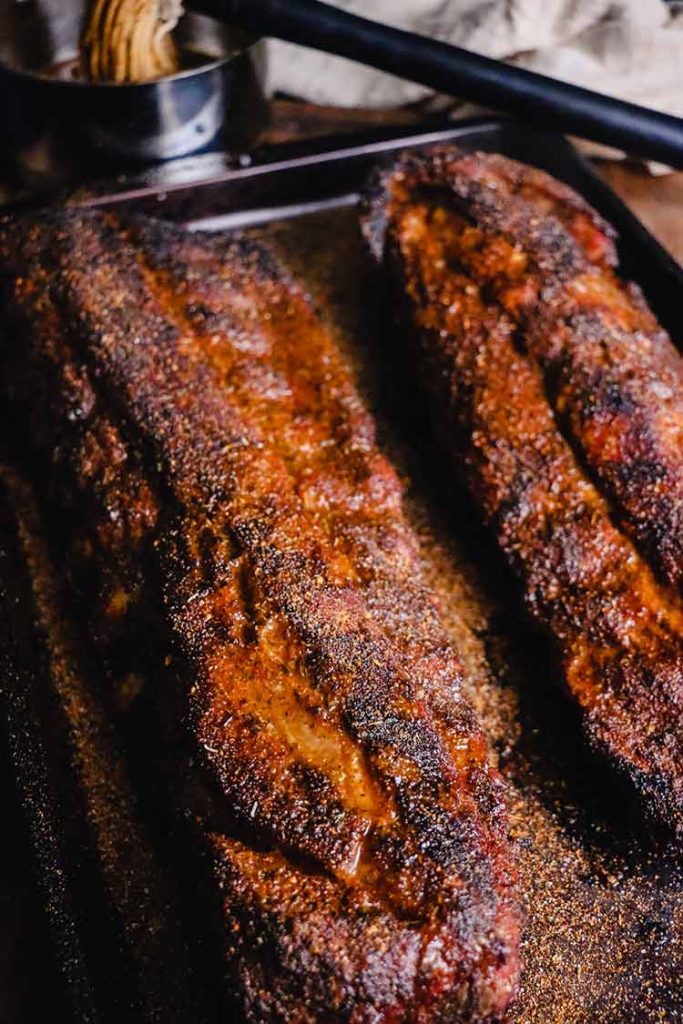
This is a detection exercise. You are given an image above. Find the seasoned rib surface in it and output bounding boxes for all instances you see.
[379,149,683,591]
[0,210,520,1023]
[362,147,683,837]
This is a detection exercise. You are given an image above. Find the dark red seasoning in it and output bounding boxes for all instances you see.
[362,146,683,840]
[0,211,520,1023]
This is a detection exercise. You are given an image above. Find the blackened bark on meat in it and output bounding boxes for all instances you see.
[0,210,520,1024]
[362,147,683,840]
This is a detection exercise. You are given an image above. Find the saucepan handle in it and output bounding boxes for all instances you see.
[190,0,683,168]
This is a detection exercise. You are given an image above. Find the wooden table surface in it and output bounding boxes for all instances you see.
[266,100,683,266]
[598,162,683,265]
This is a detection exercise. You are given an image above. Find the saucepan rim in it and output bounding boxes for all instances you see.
[0,7,260,89]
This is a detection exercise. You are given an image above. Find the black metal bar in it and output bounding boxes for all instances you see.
[191,0,683,168]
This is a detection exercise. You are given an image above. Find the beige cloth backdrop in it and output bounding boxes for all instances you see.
[266,0,683,165]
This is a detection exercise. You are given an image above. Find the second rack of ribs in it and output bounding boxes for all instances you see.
[0,211,519,1023]
[363,147,683,840]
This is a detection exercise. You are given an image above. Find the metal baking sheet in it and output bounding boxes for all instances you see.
[5,117,683,1024]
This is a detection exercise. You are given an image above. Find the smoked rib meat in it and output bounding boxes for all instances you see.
[362,147,683,838]
[0,210,520,1024]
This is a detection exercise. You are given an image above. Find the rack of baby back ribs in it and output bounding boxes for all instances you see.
[363,147,683,838]
[0,129,682,1024]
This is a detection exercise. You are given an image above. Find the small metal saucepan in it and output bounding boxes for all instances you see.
[0,0,267,186]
